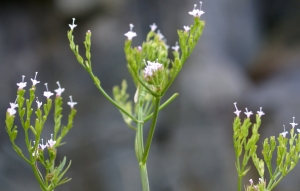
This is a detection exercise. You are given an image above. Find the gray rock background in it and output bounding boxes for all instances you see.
[1,0,300,190]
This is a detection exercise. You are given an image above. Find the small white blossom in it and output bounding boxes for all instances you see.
[249,179,253,185]
[7,97,18,116]
[157,30,164,40]
[188,2,205,18]
[54,81,65,96]
[43,83,54,99]
[257,107,265,118]
[183,25,190,32]
[244,108,253,118]
[9,102,18,110]
[143,60,163,78]
[280,125,288,137]
[290,117,298,128]
[67,96,77,108]
[233,102,241,117]
[7,107,16,116]
[297,129,300,133]
[150,23,157,32]
[39,139,47,150]
[31,72,40,86]
[171,41,180,52]
[17,75,27,90]
[47,134,56,148]
[69,18,77,30]
[9,97,18,109]
[124,23,137,40]
[36,97,42,109]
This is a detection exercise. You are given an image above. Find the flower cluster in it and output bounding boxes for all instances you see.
[32,134,56,156]
[246,178,265,191]
[233,102,265,119]
[7,72,77,116]
[280,116,299,137]
[233,102,300,137]
[143,60,163,79]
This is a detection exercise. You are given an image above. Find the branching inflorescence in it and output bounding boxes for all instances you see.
[233,102,300,191]
[5,72,77,191]
[67,2,205,191]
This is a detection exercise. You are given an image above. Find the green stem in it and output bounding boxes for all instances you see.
[161,70,180,96]
[144,93,178,122]
[87,71,138,124]
[236,157,242,191]
[143,98,161,163]
[238,175,242,191]
[139,163,150,191]
[135,87,150,191]
[268,175,283,191]
[30,162,47,191]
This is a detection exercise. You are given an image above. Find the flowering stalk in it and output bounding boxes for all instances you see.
[67,2,205,191]
[233,103,300,191]
[5,73,77,191]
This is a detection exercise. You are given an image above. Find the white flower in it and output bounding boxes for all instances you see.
[183,26,190,32]
[233,102,241,117]
[244,108,253,118]
[143,60,163,78]
[7,107,16,116]
[67,96,77,108]
[17,75,27,90]
[9,97,18,109]
[171,41,180,52]
[9,102,18,109]
[43,83,54,99]
[150,23,157,32]
[257,107,265,118]
[47,134,56,148]
[7,97,18,116]
[69,18,77,30]
[39,139,47,150]
[31,72,40,86]
[36,97,42,109]
[280,125,288,137]
[157,30,164,40]
[290,117,298,128]
[54,81,65,96]
[249,179,253,185]
[124,23,137,40]
[188,2,205,18]
[297,129,300,133]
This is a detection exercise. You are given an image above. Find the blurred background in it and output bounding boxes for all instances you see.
[1,0,300,190]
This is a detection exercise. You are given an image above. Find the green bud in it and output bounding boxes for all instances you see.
[46,172,54,182]
[250,145,257,156]
[11,130,18,141]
